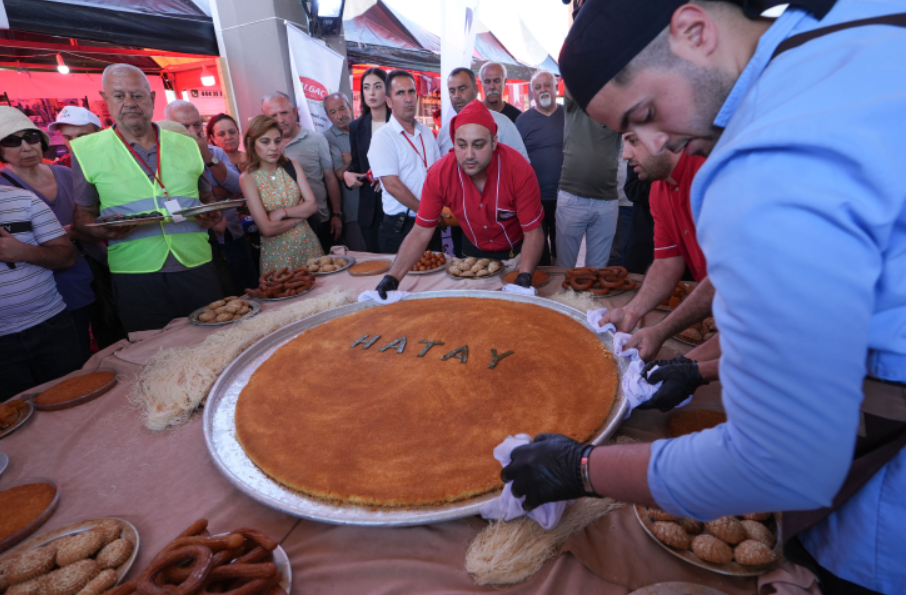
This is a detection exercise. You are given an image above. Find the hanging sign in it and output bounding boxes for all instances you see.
[285,22,345,133]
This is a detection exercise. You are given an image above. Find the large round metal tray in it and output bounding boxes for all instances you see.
[203,290,630,527]
[0,517,139,584]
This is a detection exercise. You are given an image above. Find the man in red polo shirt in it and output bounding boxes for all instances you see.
[601,133,718,370]
[375,100,544,297]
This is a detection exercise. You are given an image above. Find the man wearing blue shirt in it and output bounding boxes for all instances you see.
[501,1,906,593]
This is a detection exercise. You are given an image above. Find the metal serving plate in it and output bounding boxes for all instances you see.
[408,252,450,276]
[312,255,355,276]
[0,477,60,553]
[0,399,34,440]
[87,216,169,228]
[1,517,139,583]
[0,452,8,477]
[30,368,119,412]
[189,300,261,326]
[252,285,315,302]
[204,290,630,527]
[445,260,506,281]
[174,199,246,217]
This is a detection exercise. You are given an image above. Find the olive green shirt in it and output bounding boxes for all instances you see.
[558,96,621,200]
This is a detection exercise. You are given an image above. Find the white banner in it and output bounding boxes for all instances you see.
[285,22,345,133]
[0,0,9,29]
[440,0,480,128]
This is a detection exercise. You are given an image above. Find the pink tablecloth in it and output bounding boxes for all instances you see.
[0,251,814,595]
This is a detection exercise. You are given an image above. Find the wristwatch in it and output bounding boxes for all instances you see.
[206,156,220,168]
[331,212,343,219]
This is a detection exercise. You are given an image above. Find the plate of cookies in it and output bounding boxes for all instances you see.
[0,517,139,593]
[445,257,503,280]
[189,297,260,326]
[656,281,696,312]
[306,255,354,275]
[672,318,718,347]
[635,505,781,577]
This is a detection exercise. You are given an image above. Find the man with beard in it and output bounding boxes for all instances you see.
[516,70,564,265]
[323,92,367,251]
[501,1,906,593]
[479,62,522,123]
[374,100,543,298]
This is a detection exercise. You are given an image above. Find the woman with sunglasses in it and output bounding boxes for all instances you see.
[0,107,96,366]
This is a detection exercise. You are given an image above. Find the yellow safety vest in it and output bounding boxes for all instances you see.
[72,126,211,274]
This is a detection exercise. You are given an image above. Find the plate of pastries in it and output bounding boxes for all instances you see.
[29,370,118,412]
[348,259,392,277]
[306,255,353,275]
[446,257,503,279]
[561,266,638,297]
[657,281,695,312]
[408,251,448,275]
[0,401,31,440]
[190,297,260,325]
[672,317,717,346]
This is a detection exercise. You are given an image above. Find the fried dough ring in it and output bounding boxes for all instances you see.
[208,563,275,581]
[588,286,610,296]
[569,276,595,291]
[599,275,623,288]
[232,529,277,552]
[138,546,212,595]
[620,278,637,290]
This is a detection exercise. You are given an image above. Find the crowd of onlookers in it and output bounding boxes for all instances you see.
[0,59,661,401]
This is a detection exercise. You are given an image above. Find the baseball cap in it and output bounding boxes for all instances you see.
[48,106,103,132]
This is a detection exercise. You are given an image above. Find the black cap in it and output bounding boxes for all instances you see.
[560,0,838,111]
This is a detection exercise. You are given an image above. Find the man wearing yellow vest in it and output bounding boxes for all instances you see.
[72,64,224,332]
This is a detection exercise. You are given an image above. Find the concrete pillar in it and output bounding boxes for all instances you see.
[210,0,352,128]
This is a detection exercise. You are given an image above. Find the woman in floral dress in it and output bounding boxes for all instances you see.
[239,115,323,272]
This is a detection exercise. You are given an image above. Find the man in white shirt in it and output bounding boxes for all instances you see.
[437,68,529,162]
[367,70,443,254]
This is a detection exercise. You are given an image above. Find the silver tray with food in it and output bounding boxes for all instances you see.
[173,199,247,218]
[252,285,315,302]
[0,399,34,440]
[189,299,260,326]
[634,505,782,577]
[0,516,139,584]
[445,257,505,280]
[408,251,450,275]
[87,212,169,228]
[203,290,630,527]
[306,255,355,276]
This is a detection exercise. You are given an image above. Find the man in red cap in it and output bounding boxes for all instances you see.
[374,100,544,297]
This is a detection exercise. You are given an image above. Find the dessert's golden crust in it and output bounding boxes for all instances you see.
[7,547,56,585]
[740,520,775,548]
[94,539,132,570]
[691,534,733,564]
[705,516,746,545]
[734,540,777,565]
[35,373,115,406]
[236,298,618,507]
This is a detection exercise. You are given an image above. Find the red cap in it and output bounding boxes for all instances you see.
[450,100,497,144]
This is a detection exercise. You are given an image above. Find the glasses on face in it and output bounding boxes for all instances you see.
[0,130,42,148]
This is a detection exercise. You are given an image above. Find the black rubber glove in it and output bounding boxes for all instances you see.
[500,433,596,511]
[375,275,399,300]
[637,356,709,412]
[513,272,533,288]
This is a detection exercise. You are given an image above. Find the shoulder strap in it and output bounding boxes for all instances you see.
[772,12,906,60]
[281,160,298,183]
[0,171,25,190]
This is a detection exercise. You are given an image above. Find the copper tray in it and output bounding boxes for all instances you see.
[634,505,782,577]
[0,517,139,583]
[0,477,60,553]
[348,259,393,277]
[203,290,631,527]
[0,400,34,440]
[30,368,119,412]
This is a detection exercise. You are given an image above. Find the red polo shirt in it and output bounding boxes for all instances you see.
[650,153,708,281]
[416,144,544,253]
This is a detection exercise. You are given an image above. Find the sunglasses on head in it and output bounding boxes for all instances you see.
[0,130,43,148]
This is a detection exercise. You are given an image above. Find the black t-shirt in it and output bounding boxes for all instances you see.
[499,102,522,123]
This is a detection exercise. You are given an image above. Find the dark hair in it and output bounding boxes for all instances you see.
[243,115,287,173]
[205,113,238,142]
[386,70,416,90]
[448,67,476,85]
[359,67,387,117]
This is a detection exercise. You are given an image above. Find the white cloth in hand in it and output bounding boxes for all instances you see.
[480,434,570,530]
[357,290,411,305]
[502,283,537,296]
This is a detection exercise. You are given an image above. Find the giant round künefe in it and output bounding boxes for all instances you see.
[235,297,617,507]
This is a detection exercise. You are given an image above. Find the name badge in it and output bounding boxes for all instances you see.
[497,209,516,222]
[164,199,187,223]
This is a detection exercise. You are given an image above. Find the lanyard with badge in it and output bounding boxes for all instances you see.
[115,125,186,223]
[394,130,426,229]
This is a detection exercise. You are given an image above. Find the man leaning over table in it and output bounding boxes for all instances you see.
[71,63,223,334]
[502,0,906,593]
[375,100,544,298]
